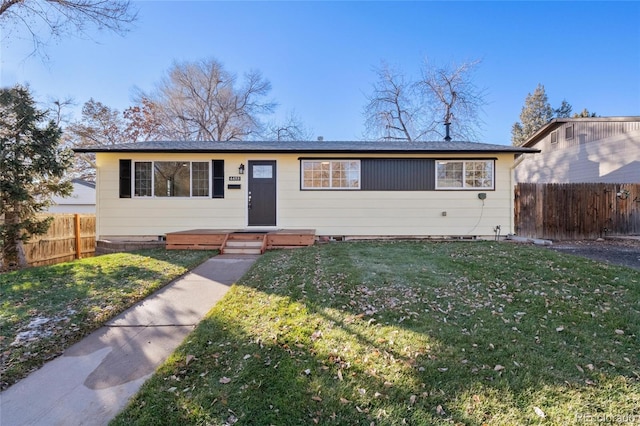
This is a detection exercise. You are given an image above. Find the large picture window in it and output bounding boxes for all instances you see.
[436,160,494,190]
[133,161,213,197]
[302,160,360,189]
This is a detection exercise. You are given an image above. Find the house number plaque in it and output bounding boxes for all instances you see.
[229,176,241,181]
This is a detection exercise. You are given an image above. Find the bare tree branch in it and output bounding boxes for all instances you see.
[363,59,486,142]
[418,59,486,141]
[137,58,276,141]
[1,0,137,57]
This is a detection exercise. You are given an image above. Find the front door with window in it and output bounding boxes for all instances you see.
[248,160,276,226]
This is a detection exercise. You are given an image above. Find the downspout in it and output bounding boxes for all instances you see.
[509,154,517,236]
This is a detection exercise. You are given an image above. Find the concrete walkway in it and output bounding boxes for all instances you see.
[0,254,259,426]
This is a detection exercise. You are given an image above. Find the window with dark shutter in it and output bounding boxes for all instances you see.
[212,160,224,198]
[119,159,132,198]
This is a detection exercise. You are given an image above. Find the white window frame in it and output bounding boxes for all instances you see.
[435,159,495,190]
[132,161,212,198]
[301,159,361,190]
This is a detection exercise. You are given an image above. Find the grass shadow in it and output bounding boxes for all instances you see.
[0,248,216,389]
[113,241,640,425]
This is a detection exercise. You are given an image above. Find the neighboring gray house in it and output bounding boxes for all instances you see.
[47,179,96,214]
[514,117,640,183]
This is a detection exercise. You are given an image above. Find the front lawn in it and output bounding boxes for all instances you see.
[0,249,216,390]
[112,241,640,425]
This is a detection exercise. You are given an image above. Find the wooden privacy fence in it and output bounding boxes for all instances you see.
[22,214,96,267]
[515,183,640,240]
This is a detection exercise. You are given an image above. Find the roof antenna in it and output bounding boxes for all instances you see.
[444,122,451,141]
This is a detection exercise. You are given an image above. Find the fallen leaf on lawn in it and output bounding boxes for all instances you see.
[219,377,231,384]
[575,364,584,373]
[615,329,624,335]
[358,388,367,395]
[586,364,595,371]
[340,397,350,404]
[311,330,323,341]
[312,396,322,402]
[436,405,446,416]
[494,365,505,371]
[556,326,565,332]
[438,367,448,372]
[585,379,596,386]
[243,354,251,360]
[384,381,393,387]
[304,369,311,375]
[624,357,631,363]
[533,406,546,418]
[337,369,343,381]
[167,386,177,393]
[185,354,195,366]
[409,395,416,405]
[374,392,382,398]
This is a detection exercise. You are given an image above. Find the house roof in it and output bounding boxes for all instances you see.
[71,178,96,189]
[73,140,538,154]
[521,116,640,148]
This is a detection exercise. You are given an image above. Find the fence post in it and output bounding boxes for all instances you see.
[74,213,81,259]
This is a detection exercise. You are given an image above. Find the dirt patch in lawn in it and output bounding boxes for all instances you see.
[547,237,640,271]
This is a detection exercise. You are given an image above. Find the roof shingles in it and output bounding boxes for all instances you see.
[74,140,538,154]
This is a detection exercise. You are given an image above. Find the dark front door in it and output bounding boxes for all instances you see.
[248,160,276,226]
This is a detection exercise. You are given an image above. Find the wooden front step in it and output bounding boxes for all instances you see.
[165,229,315,251]
[220,234,267,255]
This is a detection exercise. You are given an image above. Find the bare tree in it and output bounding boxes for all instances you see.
[65,98,129,180]
[363,62,430,141]
[0,0,137,56]
[363,59,486,141]
[263,110,313,141]
[136,58,277,141]
[418,59,486,141]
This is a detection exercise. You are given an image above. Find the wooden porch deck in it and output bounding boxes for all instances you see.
[165,229,316,253]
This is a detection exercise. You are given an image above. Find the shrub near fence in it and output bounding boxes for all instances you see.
[22,214,96,267]
[515,183,640,240]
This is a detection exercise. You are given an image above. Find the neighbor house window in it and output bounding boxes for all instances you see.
[565,124,574,140]
[301,160,360,189]
[550,130,558,144]
[133,161,213,197]
[435,160,494,190]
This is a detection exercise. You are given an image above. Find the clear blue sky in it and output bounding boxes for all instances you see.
[2,1,639,145]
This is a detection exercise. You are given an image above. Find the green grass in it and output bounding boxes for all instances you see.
[0,249,216,390]
[112,241,640,425]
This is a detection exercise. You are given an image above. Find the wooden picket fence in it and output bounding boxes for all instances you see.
[21,214,96,267]
[515,183,640,240]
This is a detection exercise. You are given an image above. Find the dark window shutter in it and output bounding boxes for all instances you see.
[212,160,224,198]
[119,159,132,198]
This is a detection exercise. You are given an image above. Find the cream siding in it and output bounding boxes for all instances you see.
[96,152,516,239]
[516,120,640,183]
